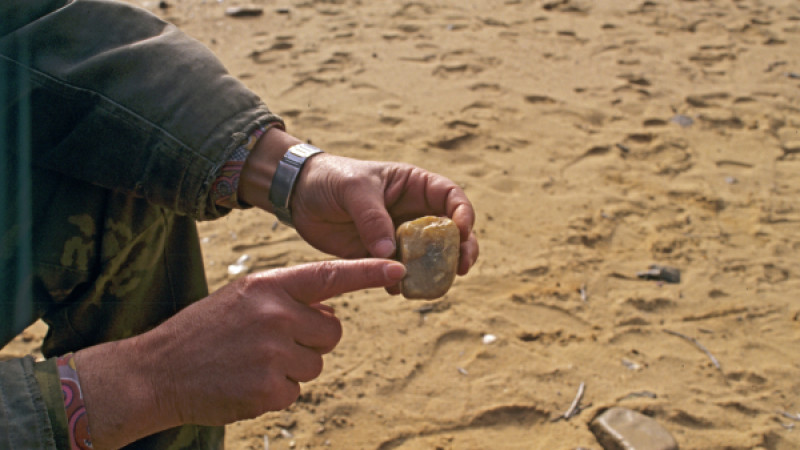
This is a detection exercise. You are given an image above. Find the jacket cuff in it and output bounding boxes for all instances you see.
[0,356,61,449]
[202,118,286,218]
[33,358,70,449]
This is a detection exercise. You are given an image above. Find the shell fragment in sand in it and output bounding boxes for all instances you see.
[227,254,251,276]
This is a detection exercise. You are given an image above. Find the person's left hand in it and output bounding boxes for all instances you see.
[237,128,479,284]
[291,154,479,277]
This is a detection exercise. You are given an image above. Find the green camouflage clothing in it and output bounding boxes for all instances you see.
[1,0,283,448]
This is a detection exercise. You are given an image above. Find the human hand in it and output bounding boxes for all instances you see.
[75,259,406,448]
[291,154,480,281]
[236,128,478,289]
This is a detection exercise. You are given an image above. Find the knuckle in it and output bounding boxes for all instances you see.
[314,261,341,293]
[392,161,418,174]
[233,275,255,296]
[254,303,290,330]
[238,272,273,296]
[261,340,291,363]
[358,262,379,285]
[357,206,386,227]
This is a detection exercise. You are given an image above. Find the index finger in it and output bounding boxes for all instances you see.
[266,259,407,304]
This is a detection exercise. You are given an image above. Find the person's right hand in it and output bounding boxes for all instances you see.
[75,259,406,449]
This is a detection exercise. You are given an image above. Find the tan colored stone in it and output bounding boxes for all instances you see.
[590,407,679,450]
[396,216,460,299]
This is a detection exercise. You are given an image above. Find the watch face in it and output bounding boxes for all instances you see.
[289,144,319,158]
[289,143,322,158]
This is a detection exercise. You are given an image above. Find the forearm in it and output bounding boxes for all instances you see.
[74,338,178,450]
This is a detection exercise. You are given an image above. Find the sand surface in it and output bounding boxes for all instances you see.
[4,0,800,448]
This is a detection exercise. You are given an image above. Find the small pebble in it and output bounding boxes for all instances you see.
[225,6,263,17]
[636,265,680,283]
[591,407,678,450]
[618,391,658,401]
[227,254,251,276]
[482,334,497,345]
[621,358,641,371]
[670,114,694,127]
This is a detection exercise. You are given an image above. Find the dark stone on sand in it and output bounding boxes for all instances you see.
[225,6,264,17]
[636,265,680,283]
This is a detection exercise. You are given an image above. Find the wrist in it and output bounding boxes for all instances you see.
[268,143,324,225]
[238,127,303,211]
[75,336,179,449]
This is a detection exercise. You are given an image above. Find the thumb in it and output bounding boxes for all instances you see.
[267,259,406,304]
[344,194,398,258]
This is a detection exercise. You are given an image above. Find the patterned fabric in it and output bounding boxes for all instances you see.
[57,353,92,449]
[210,122,283,209]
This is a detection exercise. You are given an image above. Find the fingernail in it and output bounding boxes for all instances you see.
[384,262,406,281]
[373,238,396,258]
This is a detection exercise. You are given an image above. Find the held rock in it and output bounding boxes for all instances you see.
[396,216,460,299]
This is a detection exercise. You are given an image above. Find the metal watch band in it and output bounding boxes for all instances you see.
[269,143,323,226]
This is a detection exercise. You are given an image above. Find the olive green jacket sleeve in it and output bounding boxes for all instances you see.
[1,0,284,448]
[1,0,283,220]
[0,357,62,449]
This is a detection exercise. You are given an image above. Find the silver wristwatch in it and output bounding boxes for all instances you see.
[269,143,324,226]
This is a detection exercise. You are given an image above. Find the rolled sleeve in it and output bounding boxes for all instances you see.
[1,0,284,220]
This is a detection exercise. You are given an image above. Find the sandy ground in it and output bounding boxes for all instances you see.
[4,0,800,448]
